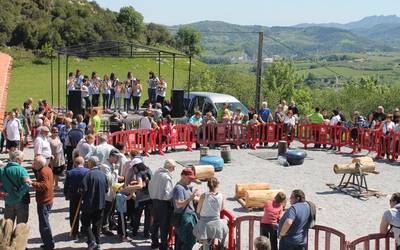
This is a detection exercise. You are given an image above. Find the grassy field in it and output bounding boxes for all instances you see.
[8,56,206,110]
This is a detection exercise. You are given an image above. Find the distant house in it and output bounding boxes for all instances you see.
[263,57,274,63]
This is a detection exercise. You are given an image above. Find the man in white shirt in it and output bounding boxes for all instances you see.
[34,126,52,165]
[148,159,177,250]
[4,112,23,151]
[139,111,152,129]
[92,134,115,164]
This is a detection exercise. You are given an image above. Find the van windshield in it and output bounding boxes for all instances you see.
[215,102,249,114]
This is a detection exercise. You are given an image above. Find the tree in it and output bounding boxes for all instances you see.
[145,23,173,45]
[116,6,144,40]
[175,27,202,56]
[261,60,304,106]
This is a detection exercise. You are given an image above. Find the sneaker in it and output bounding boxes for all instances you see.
[102,229,114,236]
[87,242,97,250]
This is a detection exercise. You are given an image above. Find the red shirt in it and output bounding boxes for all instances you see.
[261,200,284,224]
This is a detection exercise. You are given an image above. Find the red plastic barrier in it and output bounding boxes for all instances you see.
[248,123,276,148]
[347,232,395,250]
[197,124,249,148]
[390,132,400,161]
[156,124,195,155]
[220,209,236,250]
[328,125,349,151]
[298,124,329,149]
[109,129,153,156]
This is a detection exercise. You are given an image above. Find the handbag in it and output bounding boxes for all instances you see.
[171,203,189,226]
[3,168,30,204]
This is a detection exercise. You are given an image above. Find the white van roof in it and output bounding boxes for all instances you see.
[186,92,241,103]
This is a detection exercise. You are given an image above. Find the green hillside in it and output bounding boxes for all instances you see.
[173,21,396,62]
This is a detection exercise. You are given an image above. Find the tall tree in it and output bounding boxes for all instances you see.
[175,27,202,56]
[116,6,144,40]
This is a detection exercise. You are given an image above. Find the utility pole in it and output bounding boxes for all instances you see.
[255,32,263,110]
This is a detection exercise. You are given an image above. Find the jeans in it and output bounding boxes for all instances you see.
[124,98,131,111]
[151,200,173,250]
[81,209,103,246]
[37,203,54,249]
[114,97,121,112]
[92,94,100,107]
[261,223,278,250]
[5,201,29,224]
[102,94,110,110]
[131,199,152,237]
[279,238,306,250]
[148,88,156,104]
[69,196,82,237]
[102,200,116,230]
[132,96,140,111]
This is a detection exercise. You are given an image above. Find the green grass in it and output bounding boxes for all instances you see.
[8,56,207,110]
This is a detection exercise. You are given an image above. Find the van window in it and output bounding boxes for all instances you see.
[189,96,206,116]
[203,102,215,115]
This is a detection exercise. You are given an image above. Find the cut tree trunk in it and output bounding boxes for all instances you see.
[235,183,272,199]
[244,189,284,208]
[192,165,215,180]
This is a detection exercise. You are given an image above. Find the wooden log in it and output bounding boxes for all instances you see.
[192,165,215,180]
[352,156,373,164]
[333,162,375,174]
[244,189,284,208]
[235,183,272,199]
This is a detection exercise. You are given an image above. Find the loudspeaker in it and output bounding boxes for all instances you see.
[68,90,83,117]
[171,89,185,118]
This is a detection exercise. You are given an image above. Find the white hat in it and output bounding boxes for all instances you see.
[121,111,128,118]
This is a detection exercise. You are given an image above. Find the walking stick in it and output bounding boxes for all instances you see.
[70,195,83,237]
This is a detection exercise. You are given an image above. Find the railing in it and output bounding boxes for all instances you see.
[347,232,395,250]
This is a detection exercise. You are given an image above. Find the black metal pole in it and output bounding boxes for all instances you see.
[130,45,133,58]
[57,53,61,110]
[158,52,161,77]
[50,51,54,106]
[172,54,176,89]
[187,56,192,99]
[65,55,69,112]
[255,32,263,110]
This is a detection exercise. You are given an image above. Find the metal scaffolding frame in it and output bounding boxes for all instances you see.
[50,40,192,109]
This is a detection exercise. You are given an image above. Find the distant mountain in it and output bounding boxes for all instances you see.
[172,20,395,61]
[353,23,400,49]
[294,15,400,30]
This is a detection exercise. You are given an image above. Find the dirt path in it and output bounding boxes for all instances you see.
[0,52,12,129]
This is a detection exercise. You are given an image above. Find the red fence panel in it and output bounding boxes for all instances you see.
[328,125,350,151]
[220,209,236,250]
[156,124,195,155]
[197,124,249,148]
[347,232,395,250]
[109,129,153,156]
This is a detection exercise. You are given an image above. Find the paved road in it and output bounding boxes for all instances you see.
[0,141,398,249]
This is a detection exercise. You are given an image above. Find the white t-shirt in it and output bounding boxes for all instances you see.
[34,135,52,158]
[383,205,400,245]
[5,119,21,141]
[284,116,296,126]
[81,85,89,98]
[383,121,395,134]
[125,87,132,99]
[156,82,167,97]
[200,192,223,217]
[139,117,152,129]
[330,115,341,126]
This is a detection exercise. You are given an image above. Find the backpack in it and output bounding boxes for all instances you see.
[306,201,316,229]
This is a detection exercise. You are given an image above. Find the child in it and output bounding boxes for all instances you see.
[114,82,123,112]
[260,192,286,250]
[114,183,135,242]
[254,236,271,250]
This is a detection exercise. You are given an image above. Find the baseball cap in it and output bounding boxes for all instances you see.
[110,149,121,157]
[121,111,128,118]
[181,168,196,180]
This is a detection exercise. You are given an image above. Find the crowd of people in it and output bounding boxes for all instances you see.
[0,85,398,250]
[67,69,168,113]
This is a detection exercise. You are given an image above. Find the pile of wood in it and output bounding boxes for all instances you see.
[333,156,376,174]
[0,219,30,250]
[235,183,284,210]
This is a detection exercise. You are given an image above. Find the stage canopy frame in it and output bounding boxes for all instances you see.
[50,40,193,109]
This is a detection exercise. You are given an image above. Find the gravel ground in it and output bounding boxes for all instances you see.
[1,141,398,249]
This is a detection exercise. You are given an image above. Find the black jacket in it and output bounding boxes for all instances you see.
[81,167,108,211]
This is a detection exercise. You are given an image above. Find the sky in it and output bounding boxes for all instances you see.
[93,0,400,26]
